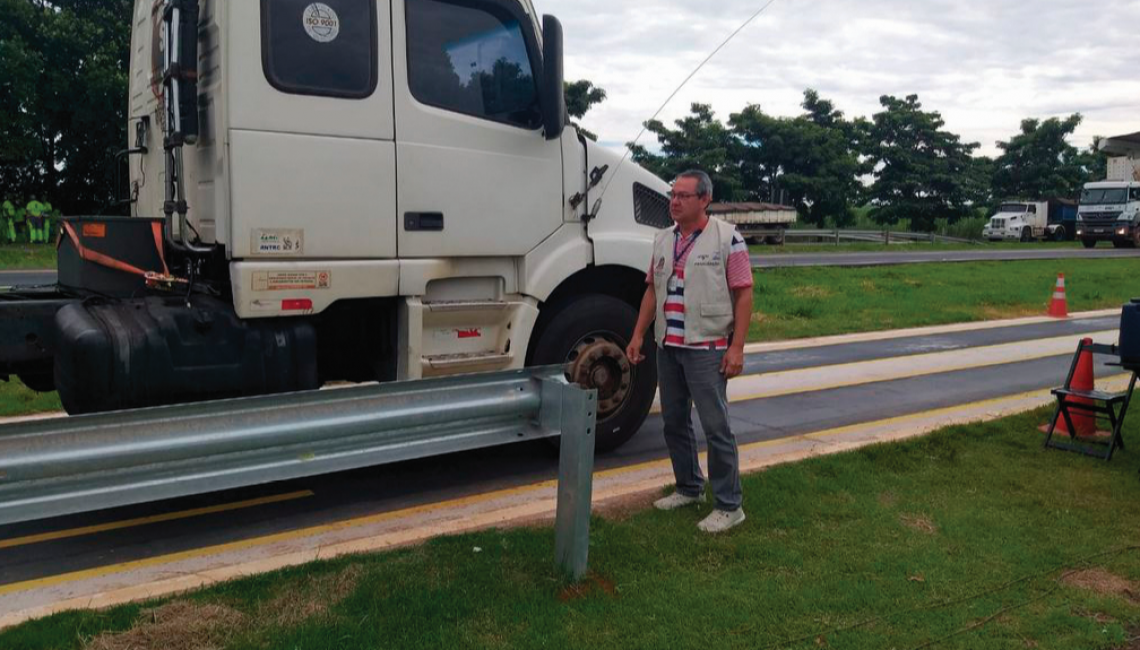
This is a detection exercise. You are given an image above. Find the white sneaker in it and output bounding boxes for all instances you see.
[653,491,705,510]
[698,508,745,533]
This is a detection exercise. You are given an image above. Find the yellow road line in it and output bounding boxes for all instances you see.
[5,376,1124,597]
[0,491,315,550]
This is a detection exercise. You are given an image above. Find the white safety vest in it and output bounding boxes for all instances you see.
[650,216,737,347]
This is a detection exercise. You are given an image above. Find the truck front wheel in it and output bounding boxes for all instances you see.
[529,294,657,452]
[1081,239,1097,249]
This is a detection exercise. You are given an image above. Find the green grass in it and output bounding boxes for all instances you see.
[754,241,1082,255]
[0,244,56,270]
[748,258,1138,342]
[0,379,61,416]
[6,408,1140,649]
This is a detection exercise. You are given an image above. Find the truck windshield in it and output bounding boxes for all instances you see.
[1080,188,1128,204]
[998,204,1028,213]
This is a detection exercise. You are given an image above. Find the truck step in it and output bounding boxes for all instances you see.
[423,300,508,313]
[423,352,513,370]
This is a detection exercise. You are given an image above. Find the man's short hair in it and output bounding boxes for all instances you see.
[675,170,713,199]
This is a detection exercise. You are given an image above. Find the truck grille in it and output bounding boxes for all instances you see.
[633,183,672,229]
[1081,215,1122,228]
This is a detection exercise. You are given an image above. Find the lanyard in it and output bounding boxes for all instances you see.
[673,229,702,268]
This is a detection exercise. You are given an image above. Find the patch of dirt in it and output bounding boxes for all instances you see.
[557,572,618,602]
[84,602,247,650]
[877,491,898,508]
[1062,568,1140,603]
[899,513,938,535]
[859,280,878,292]
[85,565,366,650]
[593,489,662,522]
[751,311,769,324]
[262,564,364,626]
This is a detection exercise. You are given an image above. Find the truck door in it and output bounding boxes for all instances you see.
[228,0,397,259]
[392,0,563,258]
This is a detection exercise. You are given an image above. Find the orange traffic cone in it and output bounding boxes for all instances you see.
[1047,274,1068,318]
[1056,338,1097,436]
[1038,337,1109,438]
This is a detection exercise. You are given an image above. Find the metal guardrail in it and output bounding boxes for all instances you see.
[0,365,598,578]
[783,229,979,245]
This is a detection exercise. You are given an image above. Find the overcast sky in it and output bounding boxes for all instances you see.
[540,0,1140,158]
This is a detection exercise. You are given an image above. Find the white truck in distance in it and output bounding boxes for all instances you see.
[1075,181,1140,248]
[982,202,1053,242]
[0,0,677,453]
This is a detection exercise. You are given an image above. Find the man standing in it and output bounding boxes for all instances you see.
[1,198,15,244]
[626,170,754,533]
[26,196,45,244]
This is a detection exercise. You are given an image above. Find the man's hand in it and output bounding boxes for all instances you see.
[626,335,645,365]
[720,346,744,378]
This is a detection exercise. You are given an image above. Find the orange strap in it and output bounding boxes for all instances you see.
[63,221,169,278]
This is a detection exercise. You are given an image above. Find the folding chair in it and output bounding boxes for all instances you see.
[1043,340,1138,461]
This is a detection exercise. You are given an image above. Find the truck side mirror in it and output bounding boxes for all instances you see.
[540,15,565,141]
[163,0,200,143]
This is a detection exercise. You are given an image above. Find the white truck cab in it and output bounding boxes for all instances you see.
[982,202,1048,242]
[3,0,676,452]
[1075,181,1140,248]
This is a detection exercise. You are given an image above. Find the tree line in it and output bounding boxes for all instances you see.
[0,1,1109,230]
[624,92,1107,231]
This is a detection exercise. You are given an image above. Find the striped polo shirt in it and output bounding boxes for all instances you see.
[646,223,754,349]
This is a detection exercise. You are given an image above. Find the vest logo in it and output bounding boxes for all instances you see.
[655,255,666,273]
[693,252,722,267]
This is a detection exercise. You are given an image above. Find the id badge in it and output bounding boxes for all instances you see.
[667,274,679,292]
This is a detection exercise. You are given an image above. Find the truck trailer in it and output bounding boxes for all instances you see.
[0,0,677,452]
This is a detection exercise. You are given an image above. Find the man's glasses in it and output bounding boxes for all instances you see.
[667,191,702,201]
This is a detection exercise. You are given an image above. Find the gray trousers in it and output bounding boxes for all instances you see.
[657,345,743,511]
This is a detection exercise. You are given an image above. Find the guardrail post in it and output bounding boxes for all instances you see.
[545,379,597,581]
[884,229,890,245]
[834,228,840,245]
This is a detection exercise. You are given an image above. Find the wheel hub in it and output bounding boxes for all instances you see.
[565,337,632,417]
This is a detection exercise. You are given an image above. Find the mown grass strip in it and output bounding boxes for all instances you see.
[4,407,1139,649]
[750,258,1138,342]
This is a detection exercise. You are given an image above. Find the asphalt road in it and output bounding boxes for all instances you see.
[752,247,1140,268]
[0,313,1123,587]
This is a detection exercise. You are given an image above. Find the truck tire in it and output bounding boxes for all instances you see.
[1051,226,1065,242]
[1082,239,1096,249]
[529,294,656,452]
[1020,227,1032,243]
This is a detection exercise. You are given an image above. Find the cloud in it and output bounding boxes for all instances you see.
[541,0,1140,156]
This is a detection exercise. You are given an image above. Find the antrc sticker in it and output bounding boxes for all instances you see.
[303,3,340,43]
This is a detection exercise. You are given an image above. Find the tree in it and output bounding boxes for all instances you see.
[864,94,980,231]
[628,103,743,201]
[564,79,606,141]
[991,115,1095,202]
[730,90,867,226]
[0,0,132,214]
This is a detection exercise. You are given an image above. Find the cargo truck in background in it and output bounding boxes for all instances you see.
[0,0,677,452]
[981,199,1076,242]
[707,202,797,245]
